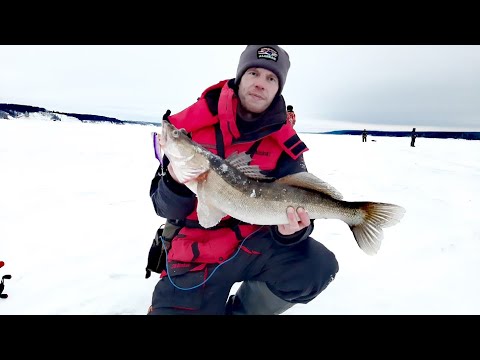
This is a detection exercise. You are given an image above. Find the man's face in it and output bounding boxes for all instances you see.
[237,67,279,114]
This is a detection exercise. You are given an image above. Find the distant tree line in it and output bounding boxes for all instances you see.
[0,103,127,125]
[0,103,47,116]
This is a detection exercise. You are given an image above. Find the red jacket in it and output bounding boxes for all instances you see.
[152,79,309,272]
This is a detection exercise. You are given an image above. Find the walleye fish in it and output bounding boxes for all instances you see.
[156,120,406,256]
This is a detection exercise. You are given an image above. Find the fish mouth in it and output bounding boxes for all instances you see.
[160,118,178,147]
[161,120,195,162]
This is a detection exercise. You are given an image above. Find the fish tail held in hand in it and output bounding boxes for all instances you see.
[350,202,406,255]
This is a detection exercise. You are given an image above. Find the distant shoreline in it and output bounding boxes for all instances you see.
[2,103,478,140]
[314,130,480,141]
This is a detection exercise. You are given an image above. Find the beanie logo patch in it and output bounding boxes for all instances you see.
[257,47,278,62]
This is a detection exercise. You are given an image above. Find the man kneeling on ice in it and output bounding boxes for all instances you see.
[147,45,339,315]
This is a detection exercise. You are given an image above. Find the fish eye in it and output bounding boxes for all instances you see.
[172,130,179,138]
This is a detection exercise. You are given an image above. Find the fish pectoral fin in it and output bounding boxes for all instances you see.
[276,172,344,200]
[196,181,227,228]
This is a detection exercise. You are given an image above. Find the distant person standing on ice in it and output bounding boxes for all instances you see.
[411,128,417,147]
[362,129,368,142]
[286,105,296,127]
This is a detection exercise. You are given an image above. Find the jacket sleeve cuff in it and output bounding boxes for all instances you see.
[163,169,194,197]
[270,221,314,246]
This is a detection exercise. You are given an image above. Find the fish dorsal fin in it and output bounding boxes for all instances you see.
[225,151,272,180]
[276,172,344,200]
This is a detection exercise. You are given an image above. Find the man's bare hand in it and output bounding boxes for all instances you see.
[277,207,310,236]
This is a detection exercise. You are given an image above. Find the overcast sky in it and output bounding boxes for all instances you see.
[2,114,479,314]
[1,45,479,131]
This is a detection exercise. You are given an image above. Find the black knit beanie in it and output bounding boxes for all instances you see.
[235,45,290,95]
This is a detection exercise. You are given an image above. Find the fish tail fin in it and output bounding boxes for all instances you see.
[350,202,406,255]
